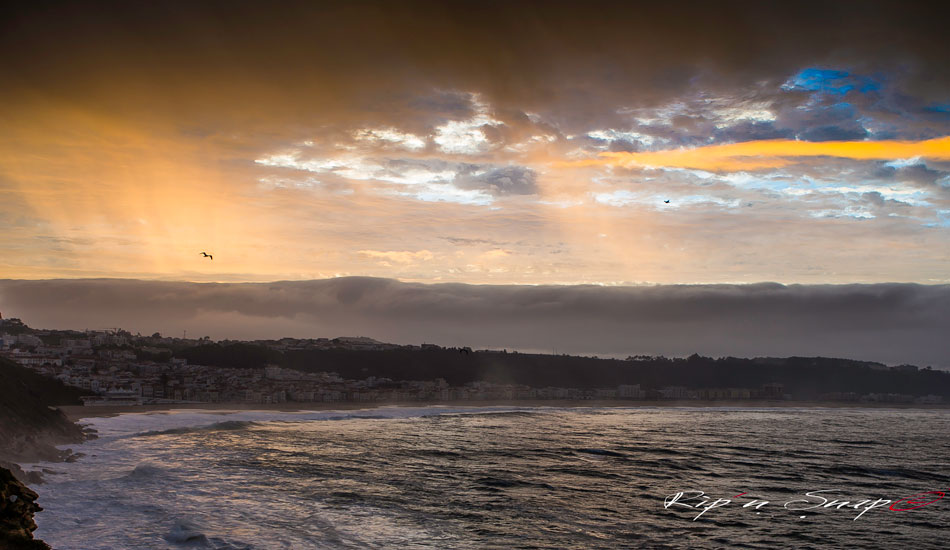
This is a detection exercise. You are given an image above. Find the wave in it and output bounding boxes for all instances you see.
[545,466,622,479]
[824,464,941,481]
[123,462,168,480]
[321,414,392,421]
[164,519,210,546]
[474,476,555,490]
[413,449,464,458]
[75,406,563,442]
[575,448,626,458]
[435,410,538,419]
[137,420,259,437]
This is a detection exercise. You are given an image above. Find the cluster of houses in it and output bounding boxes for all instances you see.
[0,315,942,406]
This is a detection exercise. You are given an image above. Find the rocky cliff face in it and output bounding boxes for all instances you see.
[0,356,92,549]
[0,357,88,466]
[0,467,50,550]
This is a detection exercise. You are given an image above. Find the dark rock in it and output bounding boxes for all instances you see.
[20,471,44,486]
[63,453,84,464]
[0,463,42,486]
[0,467,51,550]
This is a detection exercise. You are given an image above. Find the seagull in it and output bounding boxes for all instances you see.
[200,252,213,260]
[664,199,670,204]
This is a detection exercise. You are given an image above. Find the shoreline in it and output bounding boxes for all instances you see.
[58,399,950,422]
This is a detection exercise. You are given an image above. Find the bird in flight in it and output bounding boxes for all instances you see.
[200,252,213,260]
[664,199,670,204]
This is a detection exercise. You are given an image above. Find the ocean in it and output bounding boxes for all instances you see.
[26,406,950,549]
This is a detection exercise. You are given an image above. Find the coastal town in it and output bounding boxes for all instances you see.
[0,315,944,407]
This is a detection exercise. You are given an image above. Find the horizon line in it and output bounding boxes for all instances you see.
[1,276,948,287]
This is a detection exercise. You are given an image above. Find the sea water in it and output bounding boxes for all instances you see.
[27,406,950,549]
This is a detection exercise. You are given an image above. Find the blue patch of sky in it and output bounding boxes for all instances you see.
[780,68,889,141]
[923,210,950,228]
[782,68,881,96]
[923,103,950,122]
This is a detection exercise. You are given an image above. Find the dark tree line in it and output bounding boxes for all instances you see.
[171,343,950,398]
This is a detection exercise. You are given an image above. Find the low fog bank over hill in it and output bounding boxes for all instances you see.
[0,278,947,368]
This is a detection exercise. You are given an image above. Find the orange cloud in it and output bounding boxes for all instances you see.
[576,136,950,172]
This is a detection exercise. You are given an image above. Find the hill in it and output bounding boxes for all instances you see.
[0,356,89,466]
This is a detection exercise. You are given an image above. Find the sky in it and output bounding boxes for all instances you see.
[1,2,949,364]
[2,1,949,285]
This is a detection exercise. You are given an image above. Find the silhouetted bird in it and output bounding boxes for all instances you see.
[664,199,670,203]
[200,252,213,260]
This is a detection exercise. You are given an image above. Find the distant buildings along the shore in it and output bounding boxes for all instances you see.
[0,317,946,407]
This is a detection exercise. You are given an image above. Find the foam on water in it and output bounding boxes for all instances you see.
[26,406,539,549]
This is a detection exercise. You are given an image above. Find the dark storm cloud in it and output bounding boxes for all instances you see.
[3,0,950,133]
[1,278,947,367]
[798,125,870,142]
[407,91,477,120]
[712,122,795,143]
[457,166,538,196]
[874,161,948,187]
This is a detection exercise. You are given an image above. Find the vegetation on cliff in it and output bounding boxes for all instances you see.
[0,356,89,465]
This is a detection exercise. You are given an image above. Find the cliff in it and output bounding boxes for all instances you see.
[0,356,89,467]
[0,356,92,548]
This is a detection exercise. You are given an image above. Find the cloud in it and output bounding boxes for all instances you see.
[479,249,511,260]
[2,2,950,284]
[1,278,947,367]
[797,124,869,142]
[588,136,950,172]
[255,135,540,202]
[432,94,504,155]
[353,128,426,151]
[358,250,435,264]
[875,159,949,189]
[456,166,538,196]
[440,237,508,247]
[584,129,659,151]
[255,152,498,204]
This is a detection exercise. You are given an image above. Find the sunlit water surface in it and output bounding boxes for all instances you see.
[27,406,950,549]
